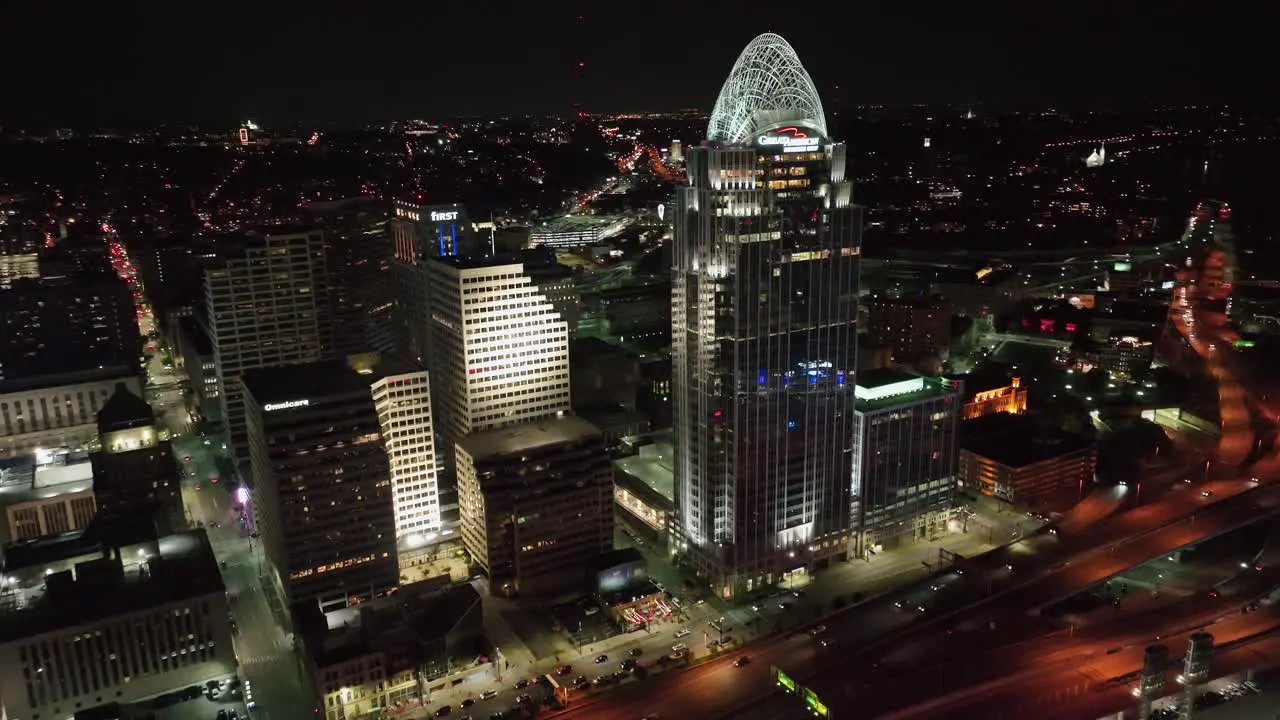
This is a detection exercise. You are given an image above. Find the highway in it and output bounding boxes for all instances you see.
[550,202,1280,720]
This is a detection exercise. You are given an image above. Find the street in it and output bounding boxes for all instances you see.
[177,439,315,720]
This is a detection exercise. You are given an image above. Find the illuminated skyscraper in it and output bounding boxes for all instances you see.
[425,257,571,473]
[671,33,862,598]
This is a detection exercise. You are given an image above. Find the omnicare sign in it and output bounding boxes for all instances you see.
[757,126,822,152]
[264,399,310,412]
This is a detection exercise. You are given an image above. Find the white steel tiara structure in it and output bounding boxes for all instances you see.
[707,33,828,145]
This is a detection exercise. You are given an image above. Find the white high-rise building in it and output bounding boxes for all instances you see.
[669,139,683,163]
[205,226,329,465]
[371,368,441,539]
[425,258,571,471]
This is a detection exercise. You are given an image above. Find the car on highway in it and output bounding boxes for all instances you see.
[809,625,826,636]
[555,664,573,676]
[674,628,690,638]
[515,694,532,705]
[514,678,531,689]
[628,647,643,657]
[1202,490,1214,498]
[671,643,687,653]
[434,706,452,716]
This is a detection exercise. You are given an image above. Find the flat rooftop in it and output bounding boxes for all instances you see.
[241,355,421,408]
[854,369,956,412]
[0,456,94,507]
[458,416,601,461]
[0,529,223,643]
[614,438,675,504]
[964,424,1094,468]
[532,215,620,234]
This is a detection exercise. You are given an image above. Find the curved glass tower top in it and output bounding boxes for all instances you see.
[706,32,828,144]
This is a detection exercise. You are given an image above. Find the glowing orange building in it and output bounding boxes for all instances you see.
[961,377,1028,420]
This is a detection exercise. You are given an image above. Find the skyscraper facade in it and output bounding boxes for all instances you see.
[424,258,571,473]
[671,33,862,598]
[390,200,484,364]
[204,226,329,465]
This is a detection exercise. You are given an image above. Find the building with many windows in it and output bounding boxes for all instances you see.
[0,529,234,720]
[0,368,145,458]
[960,415,1096,512]
[205,226,330,466]
[850,369,961,555]
[90,383,181,533]
[456,416,612,597]
[242,354,415,614]
[0,271,139,386]
[671,33,862,597]
[423,257,571,474]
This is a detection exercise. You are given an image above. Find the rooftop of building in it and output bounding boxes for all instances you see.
[613,431,675,505]
[0,528,223,643]
[240,354,421,408]
[309,582,481,668]
[0,452,94,507]
[962,417,1094,468]
[0,363,139,395]
[854,368,957,412]
[96,382,153,433]
[458,415,601,462]
[531,215,622,234]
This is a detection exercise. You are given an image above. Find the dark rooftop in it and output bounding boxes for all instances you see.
[855,367,921,389]
[0,529,223,644]
[963,421,1094,468]
[96,382,153,432]
[241,354,421,409]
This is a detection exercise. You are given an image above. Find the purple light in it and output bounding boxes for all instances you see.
[235,487,250,504]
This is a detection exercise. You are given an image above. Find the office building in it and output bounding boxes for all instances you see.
[0,368,145,458]
[175,317,219,423]
[90,383,181,531]
[391,201,482,364]
[205,226,329,466]
[306,197,398,356]
[865,293,953,365]
[456,416,612,596]
[305,583,482,720]
[0,271,139,385]
[0,450,96,544]
[960,415,1096,512]
[514,247,580,340]
[588,281,671,345]
[0,529,235,720]
[424,257,571,473]
[369,365,440,541]
[850,369,960,555]
[0,237,40,287]
[669,139,683,164]
[671,33,862,597]
[242,355,412,614]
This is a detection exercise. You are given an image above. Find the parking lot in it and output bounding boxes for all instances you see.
[146,677,248,720]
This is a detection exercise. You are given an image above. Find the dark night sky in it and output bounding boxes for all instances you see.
[3,1,1272,127]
